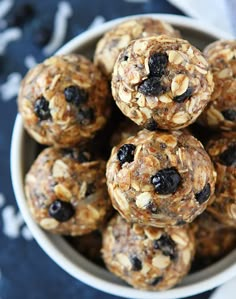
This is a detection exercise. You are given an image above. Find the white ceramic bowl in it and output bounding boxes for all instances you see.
[11,14,236,299]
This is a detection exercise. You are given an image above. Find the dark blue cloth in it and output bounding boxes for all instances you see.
[0,1,212,298]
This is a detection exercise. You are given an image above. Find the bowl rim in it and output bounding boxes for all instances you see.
[11,13,236,299]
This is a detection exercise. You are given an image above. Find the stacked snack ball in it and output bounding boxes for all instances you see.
[191,211,236,270]
[18,54,110,147]
[106,129,216,227]
[200,40,236,130]
[206,132,236,226]
[102,214,195,290]
[25,147,112,235]
[111,35,214,130]
[94,18,180,78]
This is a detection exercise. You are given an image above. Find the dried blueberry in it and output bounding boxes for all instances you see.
[138,77,165,96]
[149,53,168,78]
[173,87,193,103]
[222,109,236,121]
[195,183,211,204]
[77,107,94,125]
[85,183,96,197]
[7,3,35,27]
[34,97,51,120]
[145,119,158,131]
[49,199,75,222]
[64,85,88,106]
[117,144,136,165]
[151,167,181,195]
[150,276,163,286]
[33,26,52,47]
[219,145,236,166]
[153,234,176,260]
[130,256,142,271]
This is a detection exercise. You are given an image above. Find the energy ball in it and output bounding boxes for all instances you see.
[25,147,112,235]
[200,40,236,130]
[191,212,236,270]
[94,18,180,78]
[106,129,216,227]
[18,54,110,147]
[102,214,195,290]
[206,132,236,226]
[112,35,214,130]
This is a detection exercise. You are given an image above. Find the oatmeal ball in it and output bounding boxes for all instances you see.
[112,35,214,130]
[66,230,104,266]
[102,214,195,290]
[206,132,236,226]
[106,129,216,227]
[18,54,110,147]
[191,212,236,269]
[200,40,236,130]
[25,147,112,235]
[94,18,180,78]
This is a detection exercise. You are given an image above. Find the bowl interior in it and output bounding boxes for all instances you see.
[11,14,236,299]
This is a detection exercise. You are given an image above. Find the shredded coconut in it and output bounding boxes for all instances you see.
[0,28,22,55]
[43,1,72,55]
[24,55,37,69]
[0,0,14,19]
[2,206,24,238]
[88,15,105,29]
[0,72,22,101]
[21,226,33,241]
